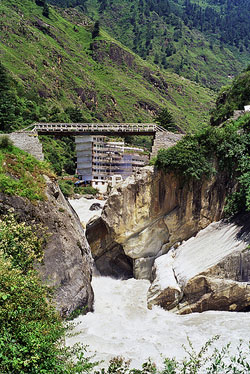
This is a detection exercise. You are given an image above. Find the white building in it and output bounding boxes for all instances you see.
[76,136,147,193]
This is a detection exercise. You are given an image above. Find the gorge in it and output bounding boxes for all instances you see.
[67,191,250,368]
[1,0,250,371]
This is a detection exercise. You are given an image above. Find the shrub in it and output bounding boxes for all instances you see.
[0,145,55,201]
[154,108,176,131]
[58,179,75,197]
[155,117,250,216]
[0,135,13,149]
[93,337,250,374]
[92,21,100,39]
[0,213,97,373]
[0,213,46,273]
[76,186,98,195]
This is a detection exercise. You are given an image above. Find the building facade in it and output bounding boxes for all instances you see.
[76,136,147,193]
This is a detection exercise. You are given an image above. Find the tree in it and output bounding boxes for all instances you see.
[154,107,176,131]
[65,106,86,122]
[0,63,22,132]
[42,2,50,17]
[35,0,46,6]
[92,20,100,39]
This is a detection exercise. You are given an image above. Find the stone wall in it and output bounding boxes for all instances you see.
[8,131,44,161]
[151,131,183,157]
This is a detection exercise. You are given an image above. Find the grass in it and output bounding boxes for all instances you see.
[0,142,55,201]
[0,0,215,133]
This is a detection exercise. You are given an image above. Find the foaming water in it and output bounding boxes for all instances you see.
[66,276,250,368]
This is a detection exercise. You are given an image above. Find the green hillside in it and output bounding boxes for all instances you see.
[61,0,250,90]
[210,67,250,126]
[0,0,214,133]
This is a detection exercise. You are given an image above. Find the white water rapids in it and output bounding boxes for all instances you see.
[67,198,250,368]
[67,275,250,368]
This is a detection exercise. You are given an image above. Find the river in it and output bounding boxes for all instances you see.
[67,197,250,369]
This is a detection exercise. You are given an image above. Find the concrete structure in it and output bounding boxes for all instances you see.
[75,136,93,181]
[30,122,162,136]
[10,124,183,194]
[151,131,184,157]
[76,136,147,193]
[8,132,44,161]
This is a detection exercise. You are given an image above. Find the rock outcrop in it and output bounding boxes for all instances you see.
[86,165,234,280]
[148,218,250,313]
[0,176,94,316]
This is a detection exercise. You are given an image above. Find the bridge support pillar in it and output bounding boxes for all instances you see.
[151,131,184,158]
[8,131,44,161]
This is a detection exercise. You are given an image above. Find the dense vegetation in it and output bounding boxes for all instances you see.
[156,113,250,216]
[0,0,218,177]
[0,136,55,200]
[58,179,98,196]
[0,213,96,373]
[210,67,250,126]
[55,0,250,89]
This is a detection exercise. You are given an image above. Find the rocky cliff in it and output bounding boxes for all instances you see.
[86,165,250,313]
[0,176,94,316]
[86,165,234,280]
[148,218,250,313]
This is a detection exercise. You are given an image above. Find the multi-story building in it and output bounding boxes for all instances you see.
[76,136,147,193]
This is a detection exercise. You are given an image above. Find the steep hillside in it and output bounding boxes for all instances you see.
[210,67,250,125]
[65,0,250,89]
[0,0,214,133]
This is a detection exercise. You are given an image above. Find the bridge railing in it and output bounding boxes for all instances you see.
[29,122,167,133]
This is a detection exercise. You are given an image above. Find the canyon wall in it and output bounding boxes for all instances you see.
[86,165,234,280]
[87,165,250,313]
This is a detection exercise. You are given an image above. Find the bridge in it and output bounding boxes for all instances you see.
[9,123,183,187]
[27,122,166,136]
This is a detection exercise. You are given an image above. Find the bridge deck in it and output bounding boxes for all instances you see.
[29,122,166,136]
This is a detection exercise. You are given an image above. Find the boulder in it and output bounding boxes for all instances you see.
[148,218,250,313]
[89,202,102,211]
[0,176,94,316]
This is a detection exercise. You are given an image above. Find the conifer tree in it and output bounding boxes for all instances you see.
[92,20,100,39]
[42,2,50,17]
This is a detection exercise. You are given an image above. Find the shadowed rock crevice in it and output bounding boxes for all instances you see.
[86,216,133,279]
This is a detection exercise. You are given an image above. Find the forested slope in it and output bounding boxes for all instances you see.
[52,0,250,89]
[0,0,214,133]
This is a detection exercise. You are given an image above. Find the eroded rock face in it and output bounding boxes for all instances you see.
[148,218,250,313]
[86,166,234,279]
[0,176,94,316]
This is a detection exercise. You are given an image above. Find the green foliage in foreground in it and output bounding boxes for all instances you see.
[0,214,46,273]
[0,140,55,200]
[0,213,96,373]
[156,114,250,215]
[94,336,250,374]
